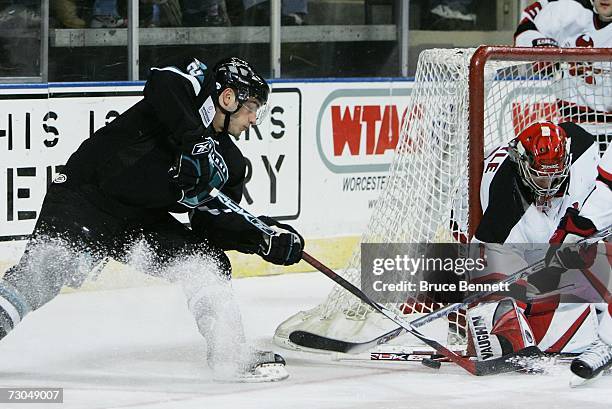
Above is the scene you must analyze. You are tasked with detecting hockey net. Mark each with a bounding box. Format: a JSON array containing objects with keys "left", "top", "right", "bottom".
[{"left": 274, "top": 46, "right": 612, "bottom": 354}]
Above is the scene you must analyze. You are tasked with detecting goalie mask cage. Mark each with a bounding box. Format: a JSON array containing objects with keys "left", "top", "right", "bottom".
[{"left": 274, "top": 46, "right": 612, "bottom": 353}]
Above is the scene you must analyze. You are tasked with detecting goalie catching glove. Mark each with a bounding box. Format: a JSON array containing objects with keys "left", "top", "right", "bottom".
[
  {"left": 170, "top": 137, "right": 229, "bottom": 208},
  {"left": 546, "top": 207, "right": 598, "bottom": 270},
  {"left": 257, "top": 216, "right": 304, "bottom": 266}
]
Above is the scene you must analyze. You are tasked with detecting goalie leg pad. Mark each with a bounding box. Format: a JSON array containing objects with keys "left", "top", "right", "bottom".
[
  {"left": 467, "top": 298, "right": 536, "bottom": 361},
  {"left": 527, "top": 301, "right": 598, "bottom": 354}
]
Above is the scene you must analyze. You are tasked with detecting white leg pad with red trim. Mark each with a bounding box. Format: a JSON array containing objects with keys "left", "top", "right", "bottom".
[
  {"left": 528, "top": 302, "right": 599, "bottom": 354},
  {"left": 467, "top": 298, "right": 536, "bottom": 361}
]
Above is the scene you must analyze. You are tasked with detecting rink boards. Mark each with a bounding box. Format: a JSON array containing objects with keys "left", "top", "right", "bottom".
[
  {"left": 0, "top": 79, "right": 414, "bottom": 279},
  {"left": 0, "top": 77, "right": 555, "bottom": 281}
]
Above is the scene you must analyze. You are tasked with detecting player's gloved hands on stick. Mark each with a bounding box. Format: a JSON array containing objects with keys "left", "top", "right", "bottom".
[
  {"left": 546, "top": 207, "right": 598, "bottom": 270},
  {"left": 546, "top": 244, "right": 597, "bottom": 270},
  {"left": 170, "top": 137, "right": 228, "bottom": 208},
  {"left": 258, "top": 216, "right": 304, "bottom": 266},
  {"left": 173, "top": 153, "right": 209, "bottom": 194}
]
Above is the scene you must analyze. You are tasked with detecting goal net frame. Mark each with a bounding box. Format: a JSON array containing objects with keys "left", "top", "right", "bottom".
[
  {"left": 467, "top": 46, "right": 612, "bottom": 237},
  {"left": 275, "top": 46, "right": 612, "bottom": 354}
]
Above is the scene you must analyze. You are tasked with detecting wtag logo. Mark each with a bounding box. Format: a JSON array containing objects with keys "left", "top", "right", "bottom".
[{"left": 316, "top": 88, "right": 412, "bottom": 173}]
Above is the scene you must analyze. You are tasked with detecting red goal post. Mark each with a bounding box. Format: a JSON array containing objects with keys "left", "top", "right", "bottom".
[{"left": 468, "top": 46, "right": 612, "bottom": 238}]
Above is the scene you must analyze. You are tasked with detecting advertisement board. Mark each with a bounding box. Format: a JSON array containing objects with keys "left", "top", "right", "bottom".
[{"left": 0, "top": 80, "right": 414, "bottom": 274}]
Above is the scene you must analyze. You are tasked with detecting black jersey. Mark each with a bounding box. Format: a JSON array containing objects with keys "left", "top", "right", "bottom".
[
  {"left": 59, "top": 57, "right": 265, "bottom": 254},
  {"left": 60, "top": 58, "right": 244, "bottom": 220}
]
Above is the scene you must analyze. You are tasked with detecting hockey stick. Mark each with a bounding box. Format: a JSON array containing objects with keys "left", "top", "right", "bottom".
[
  {"left": 290, "top": 225, "right": 612, "bottom": 355},
  {"left": 301, "top": 249, "right": 542, "bottom": 375},
  {"left": 289, "top": 259, "right": 546, "bottom": 354},
  {"left": 207, "top": 188, "right": 542, "bottom": 376},
  {"left": 332, "top": 350, "right": 461, "bottom": 363}
]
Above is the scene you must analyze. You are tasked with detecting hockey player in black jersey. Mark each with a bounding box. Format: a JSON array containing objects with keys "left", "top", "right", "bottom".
[{"left": 0, "top": 57, "right": 302, "bottom": 382}]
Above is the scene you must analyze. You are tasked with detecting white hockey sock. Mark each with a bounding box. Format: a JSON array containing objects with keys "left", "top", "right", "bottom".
[
  {"left": 597, "top": 303, "right": 612, "bottom": 345},
  {"left": 0, "top": 280, "right": 31, "bottom": 337}
]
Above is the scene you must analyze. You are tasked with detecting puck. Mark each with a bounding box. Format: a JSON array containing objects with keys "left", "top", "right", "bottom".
[{"left": 422, "top": 357, "right": 442, "bottom": 369}]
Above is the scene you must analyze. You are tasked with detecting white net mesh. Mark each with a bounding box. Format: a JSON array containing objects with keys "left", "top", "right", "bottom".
[{"left": 274, "top": 47, "right": 612, "bottom": 352}]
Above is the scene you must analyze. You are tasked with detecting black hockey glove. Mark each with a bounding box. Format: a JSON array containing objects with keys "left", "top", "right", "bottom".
[
  {"left": 258, "top": 216, "right": 304, "bottom": 266},
  {"left": 545, "top": 243, "right": 597, "bottom": 270},
  {"left": 170, "top": 137, "right": 229, "bottom": 208},
  {"left": 545, "top": 208, "right": 598, "bottom": 270},
  {"left": 549, "top": 207, "right": 597, "bottom": 245}
]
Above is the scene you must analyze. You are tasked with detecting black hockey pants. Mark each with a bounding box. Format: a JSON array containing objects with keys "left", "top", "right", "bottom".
[{"left": 3, "top": 183, "right": 231, "bottom": 311}]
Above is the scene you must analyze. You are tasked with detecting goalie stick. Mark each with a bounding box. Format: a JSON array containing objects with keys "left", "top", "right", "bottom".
[
  {"left": 289, "top": 225, "right": 612, "bottom": 355},
  {"left": 207, "top": 188, "right": 542, "bottom": 376}
]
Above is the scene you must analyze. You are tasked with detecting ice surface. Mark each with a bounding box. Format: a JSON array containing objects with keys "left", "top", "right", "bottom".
[{"left": 0, "top": 272, "right": 610, "bottom": 409}]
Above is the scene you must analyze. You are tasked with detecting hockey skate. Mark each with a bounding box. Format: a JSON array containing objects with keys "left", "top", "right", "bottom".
[
  {"left": 212, "top": 350, "right": 289, "bottom": 383},
  {"left": 569, "top": 337, "right": 612, "bottom": 387}
]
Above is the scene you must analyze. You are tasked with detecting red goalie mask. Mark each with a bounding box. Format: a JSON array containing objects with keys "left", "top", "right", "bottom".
[{"left": 509, "top": 122, "right": 571, "bottom": 208}]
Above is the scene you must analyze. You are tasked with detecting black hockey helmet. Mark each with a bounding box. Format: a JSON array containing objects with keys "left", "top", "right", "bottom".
[
  {"left": 213, "top": 57, "right": 270, "bottom": 130},
  {"left": 214, "top": 57, "right": 269, "bottom": 105}
]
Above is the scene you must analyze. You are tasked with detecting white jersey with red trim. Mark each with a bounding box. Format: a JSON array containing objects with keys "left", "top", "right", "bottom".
[
  {"left": 580, "top": 145, "right": 612, "bottom": 229},
  {"left": 476, "top": 122, "right": 599, "bottom": 251},
  {"left": 571, "top": 145, "right": 612, "bottom": 347},
  {"left": 472, "top": 122, "right": 607, "bottom": 354},
  {"left": 515, "top": 1, "right": 612, "bottom": 135}
]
